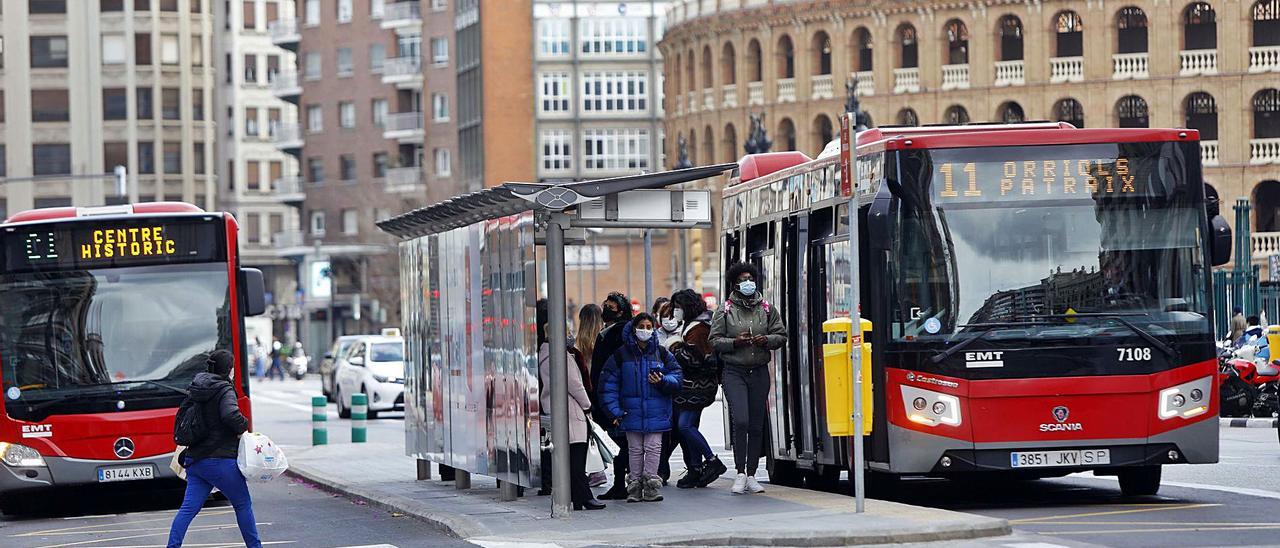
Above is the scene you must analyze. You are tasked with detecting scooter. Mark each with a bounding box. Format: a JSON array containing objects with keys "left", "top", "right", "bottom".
[{"left": 291, "top": 354, "right": 309, "bottom": 381}]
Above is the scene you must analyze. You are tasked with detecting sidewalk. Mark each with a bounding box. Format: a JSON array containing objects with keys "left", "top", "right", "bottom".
[{"left": 284, "top": 442, "right": 1011, "bottom": 547}]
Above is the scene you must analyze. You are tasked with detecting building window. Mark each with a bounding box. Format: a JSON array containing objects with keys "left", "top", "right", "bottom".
[
  {"left": 307, "top": 157, "right": 325, "bottom": 183},
  {"left": 397, "top": 33, "right": 421, "bottom": 59},
  {"left": 29, "top": 0, "right": 66, "bottom": 14},
  {"left": 266, "top": 55, "right": 280, "bottom": 82},
  {"left": 582, "top": 128, "right": 650, "bottom": 171},
  {"left": 998, "top": 101, "right": 1025, "bottom": 123},
  {"left": 162, "top": 88, "right": 180, "bottom": 120},
  {"left": 434, "top": 148, "right": 451, "bottom": 176},
  {"left": 1117, "top": 95, "right": 1150, "bottom": 128},
  {"left": 431, "top": 38, "right": 448, "bottom": 65},
  {"left": 267, "top": 108, "right": 281, "bottom": 136},
  {"left": 103, "top": 35, "right": 128, "bottom": 64},
  {"left": 30, "top": 36, "right": 69, "bottom": 68},
  {"left": 339, "top": 101, "right": 355, "bottom": 128},
  {"left": 943, "top": 105, "right": 969, "bottom": 125},
  {"left": 304, "top": 0, "right": 319, "bottom": 25},
  {"left": 431, "top": 0, "right": 446, "bottom": 10},
  {"left": 540, "top": 130, "right": 572, "bottom": 172},
  {"left": 1256, "top": 0, "right": 1280, "bottom": 47},
  {"left": 1184, "top": 3, "right": 1217, "bottom": 51},
  {"left": 372, "top": 152, "right": 389, "bottom": 178},
  {"left": 33, "top": 144, "right": 72, "bottom": 175},
  {"left": 136, "top": 0, "right": 151, "bottom": 10},
  {"left": 341, "top": 208, "right": 358, "bottom": 235},
  {"left": 160, "top": 0, "right": 178, "bottom": 10},
  {"left": 998, "top": 16, "right": 1024, "bottom": 61},
  {"left": 245, "top": 107, "right": 259, "bottom": 135},
  {"left": 1184, "top": 93, "right": 1215, "bottom": 139},
  {"left": 852, "top": 28, "right": 873, "bottom": 71},
  {"left": 539, "top": 72, "right": 571, "bottom": 113},
  {"left": 104, "top": 142, "right": 128, "bottom": 173},
  {"left": 307, "top": 104, "right": 323, "bottom": 132},
  {"left": 310, "top": 211, "right": 326, "bottom": 236},
  {"left": 265, "top": 1, "right": 277, "bottom": 23},
  {"left": 432, "top": 93, "right": 449, "bottom": 121},
  {"left": 135, "top": 33, "right": 153, "bottom": 65},
  {"left": 369, "top": 44, "right": 386, "bottom": 73},
  {"left": 161, "top": 34, "right": 180, "bottom": 64},
  {"left": 268, "top": 160, "right": 282, "bottom": 186},
  {"left": 194, "top": 142, "right": 205, "bottom": 174},
  {"left": 579, "top": 18, "right": 647, "bottom": 55},
  {"left": 896, "top": 108, "right": 919, "bottom": 126},
  {"left": 192, "top": 36, "right": 204, "bottom": 66},
  {"left": 1054, "top": 98, "right": 1086, "bottom": 128},
  {"left": 370, "top": 0, "right": 384, "bottom": 18},
  {"left": 104, "top": 88, "right": 128, "bottom": 120},
  {"left": 339, "top": 155, "right": 356, "bottom": 181},
  {"left": 304, "top": 51, "right": 322, "bottom": 79},
  {"left": 246, "top": 160, "right": 261, "bottom": 189},
  {"left": 337, "top": 47, "right": 353, "bottom": 76},
  {"left": 242, "top": 0, "right": 256, "bottom": 29},
  {"left": 138, "top": 142, "right": 155, "bottom": 174},
  {"left": 538, "top": 19, "right": 570, "bottom": 56},
  {"left": 336, "top": 0, "right": 352, "bottom": 23},
  {"left": 944, "top": 20, "right": 968, "bottom": 65},
  {"left": 1116, "top": 7, "right": 1149, "bottom": 54},
  {"left": 137, "top": 87, "right": 153, "bottom": 118},
  {"left": 192, "top": 88, "right": 205, "bottom": 120},
  {"left": 102, "top": 0, "right": 124, "bottom": 10},
  {"left": 163, "top": 142, "right": 181, "bottom": 173},
  {"left": 31, "top": 89, "right": 70, "bottom": 122},
  {"left": 245, "top": 214, "right": 260, "bottom": 244},
  {"left": 243, "top": 53, "right": 258, "bottom": 83},
  {"left": 581, "top": 71, "right": 648, "bottom": 113},
  {"left": 1255, "top": 88, "right": 1280, "bottom": 139},
  {"left": 896, "top": 24, "right": 918, "bottom": 68},
  {"left": 1055, "top": 11, "right": 1085, "bottom": 57},
  {"left": 372, "top": 98, "right": 388, "bottom": 127}
]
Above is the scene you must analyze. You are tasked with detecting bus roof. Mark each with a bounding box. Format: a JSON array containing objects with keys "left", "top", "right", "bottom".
[{"left": 3, "top": 202, "right": 204, "bottom": 225}]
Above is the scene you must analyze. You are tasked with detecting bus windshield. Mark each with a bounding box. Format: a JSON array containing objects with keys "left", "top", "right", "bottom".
[
  {"left": 892, "top": 141, "right": 1210, "bottom": 341},
  {"left": 0, "top": 262, "right": 230, "bottom": 417}
]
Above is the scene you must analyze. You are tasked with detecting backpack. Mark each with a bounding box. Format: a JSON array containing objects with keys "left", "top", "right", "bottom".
[{"left": 173, "top": 390, "right": 217, "bottom": 447}]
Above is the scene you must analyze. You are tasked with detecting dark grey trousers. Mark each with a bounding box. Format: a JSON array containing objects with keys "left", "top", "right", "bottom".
[{"left": 721, "top": 365, "right": 770, "bottom": 474}]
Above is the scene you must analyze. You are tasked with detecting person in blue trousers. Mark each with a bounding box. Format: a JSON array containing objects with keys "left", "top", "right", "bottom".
[{"left": 168, "top": 350, "right": 261, "bottom": 548}]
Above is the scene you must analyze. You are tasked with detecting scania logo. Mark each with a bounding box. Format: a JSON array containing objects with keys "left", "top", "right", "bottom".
[
  {"left": 1052, "top": 406, "right": 1070, "bottom": 423},
  {"left": 113, "top": 437, "right": 135, "bottom": 459},
  {"left": 1040, "top": 406, "right": 1084, "bottom": 432}
]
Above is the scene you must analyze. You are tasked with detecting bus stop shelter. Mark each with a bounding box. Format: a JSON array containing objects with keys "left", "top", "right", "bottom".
[{"left": 376, "top": 164, "right": 734, "bottom": 517}]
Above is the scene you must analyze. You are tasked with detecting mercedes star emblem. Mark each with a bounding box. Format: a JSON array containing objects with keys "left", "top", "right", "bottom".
[{"left": 113, "top": 437, "right": 136, "bottom": 459}]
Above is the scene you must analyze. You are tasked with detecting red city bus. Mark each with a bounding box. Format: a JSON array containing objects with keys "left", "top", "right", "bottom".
[
  {"left": 0, "top": 202, "right": 264, "bottom": 509},
  {"left": 720, "top": 122, "right": 1231, "bottom": 496}
]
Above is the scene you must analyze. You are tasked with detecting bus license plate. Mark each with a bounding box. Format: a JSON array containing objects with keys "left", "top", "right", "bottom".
[
  {"left": 1010, "top": 449, "right": 1110, "bottom": 468},
  {"left": 98, "top": 465, "right": 155, "bottom": 483}
]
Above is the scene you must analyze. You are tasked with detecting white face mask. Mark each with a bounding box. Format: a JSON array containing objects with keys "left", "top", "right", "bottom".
[
  {"left": 634, "top": 328, "right": 655, "bottom": 342},
  {"left": 661, "top": 318, "right": 680, "bottom": 332},
  {"left": 672, "top": 308, "right": 685, "bottom": 322}
]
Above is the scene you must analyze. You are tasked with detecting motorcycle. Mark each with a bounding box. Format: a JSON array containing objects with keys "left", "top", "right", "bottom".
[
  {"left": 291, "top": 354, "right": 309, "bottom": 381},
  {"left": 1218, "top": 339, "right": 1280, "bottom": 418}
]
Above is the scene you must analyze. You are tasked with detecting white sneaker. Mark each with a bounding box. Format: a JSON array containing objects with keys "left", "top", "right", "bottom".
[
  {"left": 745, "top": 475, "right": 765, "bottom": 493},
  {"left": 731, "top": 473, "right": 747, "bottom": 494}
]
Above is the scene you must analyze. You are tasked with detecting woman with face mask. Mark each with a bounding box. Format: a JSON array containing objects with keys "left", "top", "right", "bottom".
[
  {"left": 657, "top": 302, "right": 683, "bottom": 349},
  {"left": 599, "top": 313, "right": 683, "bottom": 503},
  {"left": 710, "top": 262, "right": 787, "bottom": 495}
]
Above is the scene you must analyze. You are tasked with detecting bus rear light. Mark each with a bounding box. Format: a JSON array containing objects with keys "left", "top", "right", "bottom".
[
  {"left": 0, "top": 442, "right": 45, "bottom": 467},
  {"left": 1158, "top": 376, "right": 1213, "bottom": 420},
  {"left": 901, "top": 386, "right": 961, "bottom": 427}
]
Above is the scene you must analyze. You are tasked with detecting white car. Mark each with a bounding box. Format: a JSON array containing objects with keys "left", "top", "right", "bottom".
[{"left": 334, "top": 335, "right": 406, "bottom": 419}]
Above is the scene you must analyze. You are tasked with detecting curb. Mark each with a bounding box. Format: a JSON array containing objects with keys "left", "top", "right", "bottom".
[
  {"left": 283, "top": 463, "right": 490, "bottom": 539},
  {"left": 1219, "top": 417, "right": 1279, "bottom": 428},
  {"left": 647, "top": 522, "right": 1014, "bottom": 547}
]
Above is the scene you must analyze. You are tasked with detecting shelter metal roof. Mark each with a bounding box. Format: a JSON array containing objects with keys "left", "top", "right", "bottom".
[{"left": 377, "top": 164, "right": 736, "bottom": 239}]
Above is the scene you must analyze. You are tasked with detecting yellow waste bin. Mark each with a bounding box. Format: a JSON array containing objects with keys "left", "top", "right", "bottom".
[
  {"left": 822, "top": 317, "right": 873, "bottom": 437},
  {"left": 1267, "top": 325, "right": 1280, "bottom": 357}
]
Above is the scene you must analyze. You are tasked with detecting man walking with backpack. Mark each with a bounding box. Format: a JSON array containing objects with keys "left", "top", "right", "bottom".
[{"left": 168, "top": 350, "right": 261, "bottom": 548}]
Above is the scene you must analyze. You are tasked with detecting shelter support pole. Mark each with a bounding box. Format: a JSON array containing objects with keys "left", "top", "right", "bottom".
[
  {"left": 416, "top": 459, "right": 431, "bottom": 480},
  {"left": 545, "top": 214, "right": 573, "bottom": 518},
  {"left": 455, "top": 470, "right": 471, "bottom": 490},
  {"left": 644, "top": 229, "right": 654, "bottom": 309},
  {"left": 499, "top": 480, "right": 518, "bottom": 501},
  {"left": 845, "top": 113, "right": 866, "bottom": 514}
]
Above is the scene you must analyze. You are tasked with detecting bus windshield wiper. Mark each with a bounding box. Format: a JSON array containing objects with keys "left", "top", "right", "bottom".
[
  {"left": 1043, "top": 313, "right": 1177, "bottom": 358},
  {"left": 929, "top": 321, "right": 1052, "bottom": 364},
  {"left": 106, "top": 379, "right": 189, "bottom": 397}
]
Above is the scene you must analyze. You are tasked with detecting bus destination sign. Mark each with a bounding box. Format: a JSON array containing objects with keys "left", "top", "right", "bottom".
[
  {"left": 2, "top": 219, "right": 224, "bottom": 273},
  {"left": 934, "top": 157, "right": 1153, "bottom": 203}
]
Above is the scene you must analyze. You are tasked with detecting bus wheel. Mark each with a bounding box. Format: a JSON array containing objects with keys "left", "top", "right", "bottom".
[
  {"left": 766, "top": 454, "right": 804, "bottom": 487},
  {"left": 1118, "top": 465, "right": 1162, "bottom": 497}
]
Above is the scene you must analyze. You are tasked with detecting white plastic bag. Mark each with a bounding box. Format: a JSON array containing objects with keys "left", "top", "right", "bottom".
[
  {"left": 170, "top": 445, "right": 187, "bottom": 480},
  {"left": 237, "top": 432, "right": 288, "bottom": 483}
]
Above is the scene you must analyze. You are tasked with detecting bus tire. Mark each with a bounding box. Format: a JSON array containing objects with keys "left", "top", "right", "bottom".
[
  {"left": 1118, "top": 465, "right": 1161, "bottom": 497},
  {"left": 766, "top": 454, "right": 804, "bottom": 487}
]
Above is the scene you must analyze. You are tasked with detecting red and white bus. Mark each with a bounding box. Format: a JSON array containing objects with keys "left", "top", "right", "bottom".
[
  {"left": 0, "top": 202, "right": 264, "bottom": 509},
  {"left": 721, "top": 122, "right": 1231, "bottom": 496}
]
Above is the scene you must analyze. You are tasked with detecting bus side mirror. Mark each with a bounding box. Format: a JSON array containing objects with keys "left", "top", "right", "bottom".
[
  {"left": 1210, "top": 215, "right": 1231, "bottom": 267},
  {"left": 240, "top": 268, "right": 267, "bottom": 316}
]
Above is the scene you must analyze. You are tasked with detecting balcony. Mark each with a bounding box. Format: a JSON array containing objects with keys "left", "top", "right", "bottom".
[
  {"left": 1112, "top": 52, "right": 1149, "bottom": 80},
  {"left": 270, "top": 70, "right": 301, "bottom": 103},
  {"left": 851, "top": 71, "right": 874, "bottom": 96},
  {"left": 1254, "top": 232, "right": 1280, "bottom": 257},
  {"left": 1249, "top": 45, "right": 1280, "bottom": 73},
  {"left": 810, "top": 74, "right": 833, "bottom": 100},
  {"left": 1201, "top": 140, "right": 1219, "bottom": 167},
  {"left": 940, "top": 64, "right": 970, "bottom": 91},
  {"left": 1251, "top": 138, "right": 1280, "bottom": 165},
  {"left": 272, "top": 230, "right": 307, "bottom": 256},
  {"left": 1180, "top": 49, "right": 1218, "bottom": 76},
  {"left": 380, "top": 1, "right": 422, "bottom": 30},
  {"left": 385, "top": 166, "right": 426, "bottom": 194},
  {"left": 384, "top": 112, "right": 424, "bottom": 143},
  {"left": 273, "top": 123, "right": 304, "bottom": 156},
  {"left": 892, "top": 68, "right": 920, "bottom": 94},
  {"left": 268, "top": 18, "right": 299, "bottom": 51},
  {"left": 747, "top": 81, "right": 764, "bottom": 106},
  {"left": 776, "top": 78, "right": 796, "bottom": 103},
  {"left": 686, "top": 91, "right": 698, "bottom": 113},
  {"left": 993, "top": 60, "right": 1025, "bottom": 87},
  {"left": 703, "top": 88, "right": 716, "bottom": 111},
  {"left": 721, "top": 84, "right": 738, "bottom": 108},
  {"left": 272, "top": 176, "right": 305, "bottom": 204},
  {"left": 1050, "top": 56, "right": 1084, "bottom": 84},
  {"left": 382, "top": 57, "right": 423, "bottom": 89}
]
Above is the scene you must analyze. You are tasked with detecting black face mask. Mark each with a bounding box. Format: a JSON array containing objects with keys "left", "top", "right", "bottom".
[{"left": 602, "top": 308, "right": 621, "bottom": 323}]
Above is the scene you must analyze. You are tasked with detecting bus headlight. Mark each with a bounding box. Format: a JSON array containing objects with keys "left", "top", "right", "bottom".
[
  {"left": 901, "top": 386, "right": 961, "bottom": 427},
  {"left": 0, "top": 443, "right": 46, "bottom": 467},
  {"left": 1159, "top": 376, "right": 1213, "bottom": 420}
]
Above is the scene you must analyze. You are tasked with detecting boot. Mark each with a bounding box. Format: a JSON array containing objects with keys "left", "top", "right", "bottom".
[
  {"left": 626, "top": 478, "right": 643, "bottom": 503},
  {"left": 642, "top": 477, "right": 664, "bottom": 502},
  {"left": 676, "top": 465, "right": 703, "bottom": 489},
  {"left": 698, "top": 457, "right": 728, "bottom": 488}
]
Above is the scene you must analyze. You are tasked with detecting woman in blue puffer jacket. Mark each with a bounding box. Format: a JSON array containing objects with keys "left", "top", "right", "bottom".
[{"left": 600, "top": 313, "right": 683, "bottom": 503}]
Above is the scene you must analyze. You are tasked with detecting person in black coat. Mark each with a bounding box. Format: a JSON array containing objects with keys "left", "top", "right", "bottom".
[
  {"left": 590, "top": 292, "right": 634, "bottom": 500},
  {"left": 167, "top": 350, "right": 261, "bottom": 548}
]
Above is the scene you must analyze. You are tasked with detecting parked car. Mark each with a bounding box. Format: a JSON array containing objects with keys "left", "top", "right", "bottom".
[
  {"left": 321, "top": 335, "right": 364, "bottom": 402},
  {"left": 334, "top": 334, "right": 406, "bottom": 419}
]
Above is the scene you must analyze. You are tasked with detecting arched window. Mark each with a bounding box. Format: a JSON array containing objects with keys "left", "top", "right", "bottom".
[
  {"left": 897, "top": 23, "right": 919, "bottom": 68},
  {"left": 1054, "top": 98, "right": 1085, "bottom": 127},
  {"left": 686, "top": 49, "right": 696, "bottom": 91},
  {"left": 851, "top": 27, "right": 873, "bottom": 72},
  {"left": 703, "top": 126, "right": 715, "bottom": 168},
  {"left": 1256, "top": 180, "right": 1280, "bottom": 232},
  {"left": 998, "top": 15, "right": 1024, "bottom": 61},
  {"left": 999, "top": 101, "right": 1025, "bottom": 123},
  {"left": 944, "top": 105, "right": 970, "bottom": 125},
  {"left": 1255, "top": 0, "right": 1280, "bottom": 47},
  {"left": 1116, "top": 7, "right": 1149, "bottom": 54},
  {"left": 1054, "top": 11, "right": 1085, "bottom": 57},
  {"left": 896, "top": 108, "right": 919, "bottom": 126},
  {"left": 701, "top": 46, "right": 713, "bottom": 89},
  {"left": 1184, "top": 92, "right": 1218, "bottom": 140},
  {"left": 812, "top": 31, "right": 832, "bottom": 75},
  {"left": 746, "top": 39, "right": 763, "bottom": 82},
  {"left": 778, "top": 118, "right": 797, "bottom": 151},
  {"left": 723, "top": 123, "right": 738, "bottom": 163},
  {"left": 777, "top": 35, "right": 795, "bottom": 79},
  {"left": 721, "top": 42, "right": 737, "bottom": 85},
  {"left": 672, "top": 54, "right": 683, "bottom": 98},
  {"left": 944, "top": 19, "right": 969, "bottom": 64},
  {"left": 1255, "top": 88, "right": 1280, "bottom": 139},
  {"left": 813, "top": 114, "right": 834, "bottom": 153},
  {"left": 1184, "top": 2, "right": 1217, "bottom": 51},
  {"left": 1117, "top": 95, "right": 1150, "bottom": 128}
]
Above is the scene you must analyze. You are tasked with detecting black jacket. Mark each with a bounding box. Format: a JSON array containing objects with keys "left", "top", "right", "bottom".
[
  {"left": 183, "top": 372, "right": 249, "bottom": 461},
  {"left": 589, "top": 322, "right": 626, "bottom": 426}
]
